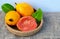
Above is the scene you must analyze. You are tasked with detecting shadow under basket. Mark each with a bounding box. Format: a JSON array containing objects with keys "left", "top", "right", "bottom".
[{"left": 5, "top": 20, "right": 43, "bottom": 36}]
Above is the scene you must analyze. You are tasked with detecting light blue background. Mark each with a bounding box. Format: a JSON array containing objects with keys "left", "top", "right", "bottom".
[{"left": 0, "top": 0, "right": 60, "bottom": 12}]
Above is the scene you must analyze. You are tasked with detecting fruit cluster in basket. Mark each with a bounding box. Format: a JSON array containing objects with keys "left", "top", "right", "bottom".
[{"left": 1, "top": 2, "right": 43, "bottom": 32}]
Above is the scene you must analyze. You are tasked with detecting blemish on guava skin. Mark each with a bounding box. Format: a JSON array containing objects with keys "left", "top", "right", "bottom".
[{"left": 9, "top": 19, "right": 13, "bottom": 22}]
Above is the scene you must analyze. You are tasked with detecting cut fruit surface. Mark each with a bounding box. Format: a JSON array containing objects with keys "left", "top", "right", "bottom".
[{"left": 17, "top": 16, "right": 37, "bottom": 32}]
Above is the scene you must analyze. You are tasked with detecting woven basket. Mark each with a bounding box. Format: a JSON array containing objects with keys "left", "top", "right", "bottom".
[{"left": 5, "top": 20, "right": 43, "bottom": 36}]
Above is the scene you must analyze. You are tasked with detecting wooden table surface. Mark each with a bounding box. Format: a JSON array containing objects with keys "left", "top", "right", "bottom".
[{"left": 0, "top": 11, "right": 60, "bottom": 39}]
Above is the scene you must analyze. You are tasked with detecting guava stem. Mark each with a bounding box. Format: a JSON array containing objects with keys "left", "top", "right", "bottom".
[{"left": 15, "top": 3, "right": 17, "bottom": 5}]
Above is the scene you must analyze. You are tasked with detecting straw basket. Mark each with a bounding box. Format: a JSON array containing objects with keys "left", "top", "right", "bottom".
[{"left": 5, "top": 20, "right": 43, "bottom": 36}]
